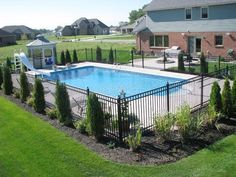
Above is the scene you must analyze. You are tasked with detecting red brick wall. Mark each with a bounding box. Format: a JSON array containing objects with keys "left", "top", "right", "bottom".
[{"left": 137, "top": 32, "right": 236, "bottom": 58}]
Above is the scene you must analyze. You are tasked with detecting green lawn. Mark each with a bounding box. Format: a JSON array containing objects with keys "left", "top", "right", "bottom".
[{"left": 1, "top": 96, "right": 236, "bottom": 177}]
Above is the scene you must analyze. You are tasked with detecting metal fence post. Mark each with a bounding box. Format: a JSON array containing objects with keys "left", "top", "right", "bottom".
[
  {"left": 166, "top": 82, "right": 170, "bottom": 112},
  {"left": 226, "top": 65, "right": 229, "bottom": 77},
  {"left": 91, "top": 48, "right": 93, "bottom": 61},
  {"left": 201, "top": 74, "right": 204, "bottom": 106},
  {"left": 114, "top": 49, "right": 117, "bottom": 61},
  {"left": 163, "top": 51, "right": 166, "bottom": 70},
  {"left": 117, "top": 96, "right": 123, "bottom": 143},
  {"left": 85, "top": 48, "right": 88, "bottom": 61},
  {"left": 87, "top": 87, "right": 90, "bottom": 96},
  {"left": 218, "top": 55, "right": 221, "bottom": 70},
  {"left": 131, "top": 50, "right": 134, "bottom": 67},
  {"left": 142, "top": 51, "right": 144, "bottom": 68}
]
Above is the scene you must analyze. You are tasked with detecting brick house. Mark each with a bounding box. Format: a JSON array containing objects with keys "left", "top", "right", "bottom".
[{"left": 134, "top": 0, "right": 236, "bottom": 58}]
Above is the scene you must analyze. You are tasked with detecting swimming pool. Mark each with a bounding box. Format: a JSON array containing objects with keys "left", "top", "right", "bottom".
[{"left": 44, "top": 66, "right": 183, "bottom": 97}]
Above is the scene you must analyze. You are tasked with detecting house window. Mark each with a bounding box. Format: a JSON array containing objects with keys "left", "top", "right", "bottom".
[
  {"left": 185, "top": 8, "right": 192, "bottom": 20},
  {"left": 149, "top": 35, "right": 169, "bottom": 47},
  {"left": 201, "top": 7, "right": 208, "bottom": 19},
  {"left": 215, "top": 35, "right": 223, "bottom": 46}
]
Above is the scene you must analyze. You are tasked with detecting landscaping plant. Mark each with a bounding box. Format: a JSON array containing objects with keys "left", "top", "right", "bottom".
[
  {"left": 2, "top": 66, "right": 13, "bottom": 95},
  {"left": 86, "top": 93, "right": 104, "bottom": 141},
  {"left": 209, "top": 81, "right": 222, "bottom": 112},
  {"left": 96, "top": 46, "right": 102, "bottom": 62},
  {"left": 75, "top": 119, "right": 87, "bottom": 134},
  {"left": 65, "top": 49, "right": 71, "bottom": 63},
  {"left": 108, "top": 48, "right": 114, "bottom": 64},
  {"left": 55, "top": 81, "right": 73, "bottom": 126},
  {"left": 222, "top": 78, "right": 232, "bottom": 117},
  {"left": 73, "top": 49, "right": 78, "bottom": 63},
  {"left": 33, "top": 78, "right": 45, "bottom": 113},
  {"left": 126, "top": 127, "right": 142, "bottom": 152},
  {"left": 45, "top": 107, "right": 57, "bottom": 120},
  {"left": 178, "top": 53, "right": 185, "bottom": 72},
  {"left": 20, "top": 72, "right": 30, "bottom": 102},
  {"left": 5, "top": 57, "right": 12, "bottom": 70},
  {"left": 60, "top": 50, "right": 66, "bottom": 65}
]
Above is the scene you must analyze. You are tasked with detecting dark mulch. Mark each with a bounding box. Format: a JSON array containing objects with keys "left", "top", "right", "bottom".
[{"left": 2, "top": 92, "right": 236, "bottom": 165}]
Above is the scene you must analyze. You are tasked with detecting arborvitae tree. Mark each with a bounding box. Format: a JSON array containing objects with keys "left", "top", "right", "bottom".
[
  {"left": 200, "top": 52, "right": 208, "bottom": 74},
  {"left": 6, "top": 57, "right": 12, "bottom": 69},
  {"left": 108, "top": 48, "right": 114, "bottom": 64},
  {"left": 86, "top": 93, "right": 104, "bottom": 141},
  {"left": 209, "top": 81, "right": 222, "bottom": 112},
  {"left": 0, "top": 67, "right": 3, "bottom": 89},
  {"left": 96, "top": 46, "right": 102, "bottom": 62},
  {"left": 73, "top": 49, "right": 78, "bottom": 63},
  {"left": 2, "top": 66, "right": 13, "bottom": 95},
  {"left": 60, "top": 51, "right": 66, "bottom": 65},
  {"left": 232, "top": 78, "right": 236, "bottom": 110},
  {"left": 222, "top": 78, "right": 232, "bottom": 117},
  {"left": 55, "top": 81, "right": 73, "bottom": 126},
  {"left": 20, "top": 72, "right": 30, "bottom": 102},
  {"left": 65, "top": 49, "right": 71, "bottom": 63},
  {"left": 33, "top": 78, "right": 45, "bottom": 113},
  {"left": 178, "top": 53, "right": 185, "bottom": 72}
]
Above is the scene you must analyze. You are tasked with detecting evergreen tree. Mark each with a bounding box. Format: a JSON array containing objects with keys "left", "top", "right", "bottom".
[
  {"left": 33, "top": 79, "right": 45, "bottom": 113},
  {"left": 222, "top": 79, "right": 232, "bottom": 117},
  {"left": 232, "top": 78, "right": 236, "bottom": 110},
  {"left": 200, "top": 52, "right": 208, "bottom": 74},
  {"left": 2, "top": 66, "right": 13, "bottom": 95},
  {"left": 209, "top": 81, "right": 222, "bottom": 112},
  {"left": 60, "top": 51, "right": 66, "bottom": 65},
  {"left": 0, "top": 67, "right": 3, "bottom": 89},
  {"left": 6, "top": 57, "right": 12, "bottom": 69},
  {"left": 65, "top": 49, "right": 71, "bottom": 63},
  {"left": 96, "top": 46, "right": 102, "bottom": 62},
  {"left": 55, "top": 81, "right": 73, "bottom": 126},
  {"left": 178, "top": 53, "right": 185, "bottom": 71},
  {"left": 86, "top": 93, "right": 104, "bottom": 141},
  {"left": 20, "top": 72, "right": 30, "bottom": 102},
  {"left": 108, "top": 48, "right": 114, "bottom": 64},
  {"left": 73, "top": 49, "right": 78, "bottom": 63}
]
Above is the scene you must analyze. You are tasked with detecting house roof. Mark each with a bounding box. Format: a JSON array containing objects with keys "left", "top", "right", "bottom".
[
  {"left": 71, "top": 17, "right": 109, "bottom": 29},
  {"left": 134, "top": 19, "right": 236, "bottom": 33},
  {"left": 122, "top": 16, "right": 146, "bottom": 31},
  {"left": 144, "top": 0, "right": 236, "bottom": 11},
  {"left": 1, "top": 25, "right": 35, "bottom": 34},
  {"left": 88, "top": 19, "right": 109, "bottom": 29},
  {"left": 0, "top": 29, "right": 15, "bottom": 36},
  {"left": 72, "top": 17, "right": 90, "bottom": 26},
  {"left": 27, "top": 36, "right": 55, "bottom": 47}
]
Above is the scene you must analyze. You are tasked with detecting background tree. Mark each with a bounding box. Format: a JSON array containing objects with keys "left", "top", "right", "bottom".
[
  {"left": 96, "top": 46, "right": 102, "bottom": 62},
  {"left": 222, "top": 79, "right": 232, "bottom": 117},
  {"left": 209, "top": 81, "right": 222, "bottom": 112},
  {"left": 128, "top": 5, "right": 147, "bottom": 24},
  {"left": 20, "top": 72, "right": 30, "bottom": 102},
  {"left": 178, "top": 53, "right": 185, "bottom": 72},
  {"left": 200, "top": 52, "right": 208, "bottom": 74},
  {"left": 60, "top": 51, "right": 66, "bottom": 65},
  {"left": 108, "top": 48, "right": 114, "bottom": 64},
  {"left": 2, "top": 66, "right": 13, "bottom": 95},
  {"left": 0, "top": 67, "right": 3, "bottom": 89},
  {"left": 55, "top": 81, "right": 73, "bottom": 127},
  {"left": 65, "top": 49, "right": 71, "bottom": 63},
  {"left": 33, "top": 79, "right": 45, "bottom": 113},
  {"left": 73, "top": 49, "right": 78, "bottom": 63},
  {"left": 86, "top": 93, "right": 104, "bottom": 141}
]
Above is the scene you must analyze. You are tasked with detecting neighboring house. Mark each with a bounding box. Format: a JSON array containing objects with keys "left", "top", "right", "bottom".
[
  {"left": 61, "top": 18, "right": 110, "bottom": 36},
  {"left": 121, "top": 16, "right": 146, "bottom": 34},
  {"left": 134, "top": 0, "right": 236, "bottom": 58},
  {"left": 0, "top": 29, "right": 16, "bottom": 46},
  {"left": 109, "top": 26, "right": 120, "bottom": 34},
  {"left": 1, "top": 25, "right": 37, "bottom": 40}
]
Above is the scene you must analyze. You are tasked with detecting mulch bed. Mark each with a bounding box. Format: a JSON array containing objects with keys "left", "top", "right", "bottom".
[{"left": 2, "top": 92, "right": 236, "bottom": 165}]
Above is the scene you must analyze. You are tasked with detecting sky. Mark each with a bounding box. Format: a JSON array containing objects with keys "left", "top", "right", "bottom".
[{"left": 0, "top": 0, "right": 151, "bottom": 30}]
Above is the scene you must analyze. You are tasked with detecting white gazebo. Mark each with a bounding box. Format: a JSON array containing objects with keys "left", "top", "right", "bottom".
[{"left": 27, "top": 35, "right": 56, "bottom": 69}]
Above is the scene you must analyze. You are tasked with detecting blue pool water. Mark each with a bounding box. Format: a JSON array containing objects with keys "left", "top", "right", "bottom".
[{"left": 44, "top": 66, "right": 183, "bottom": 97}]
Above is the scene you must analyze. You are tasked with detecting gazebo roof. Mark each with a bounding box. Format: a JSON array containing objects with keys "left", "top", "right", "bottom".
[{"left": 27, "top": 36, "right": 56, "bottom": 47}]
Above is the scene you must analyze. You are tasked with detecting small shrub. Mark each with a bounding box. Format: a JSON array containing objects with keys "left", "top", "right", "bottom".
[
  {"left": 20, "top": 72, "right": 30, "bottom": 102},
  {"left": 227, "top": 49, "right": 235, "bottom": 58},
  {"left": 209, "top": 81, "right": 222, "bottom": 113},
  {"left": 75, "top": 119, "right": 87, "bottom": 134},
  {"left": 73, "top": 49, "right": 78, "bottom": 63},
  {"left": 33, "top": 79, "right": 45, "bottom": 113},
  {"left": 108, "top": 48, "right": 114, "bottom": 64},
  {"left": 205, "top": 105, "right": 218, "bottom": 126},
  {"left": 126, "top": 127, "right": 142, "bottom": 152},
  {"left": 86, "top": 93, "right": 104, "bottom": 141},
  {"left": 96, "top": 46, "right": 102, "bottom": 62},
  {"left": 178, "top": 53, "right": 185, "bottom": 72},
  {"left": 222, "top": 78, "right": 232, "bottom": 117},
  {"left": 26, "top": 97, "right": 34, "bottom": 107},
  {"left": 13, "top": 90, "right": 21, "bottom": 99},
  {"left": 60, "top": 51, "right": 66, "bottom": 65},
  {"left": 5, "top": 57, "right": 12, "bottom": 69},
  {"left": 65, "top": 49, "right": 71, "bottom": 63},
  {"left": 155, "top": 113, "right": 175, "bottom": 140},
  {"left": 2, "top": 66, "right": 13, "bottom": 95},
  {"left": 45, "top": 107, "right": 57, "bottom": 119}
]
